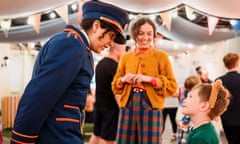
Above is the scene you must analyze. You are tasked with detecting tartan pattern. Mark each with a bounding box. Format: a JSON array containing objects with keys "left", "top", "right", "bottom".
[{"left": 116, "top": 91, "right": 163, "bottom": 144}]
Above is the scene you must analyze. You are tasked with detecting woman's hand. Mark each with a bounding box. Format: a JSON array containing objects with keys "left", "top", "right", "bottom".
[
  {"left": 132, "top": 74, "right": 152, "bottom": 84},
  {"left": 120, "top": 73, "right": 136, "bottom": 84},
  {"left": 121, "top": 73, "right": 152, "bottom": 84}
]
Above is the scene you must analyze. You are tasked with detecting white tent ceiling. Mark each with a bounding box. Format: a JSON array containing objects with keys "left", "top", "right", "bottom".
[
  {"left": 0, "top": 0, "right": 239, "bottom": 46},
  {"left": 0, "top": 0, "right": 76, "bottom": 19},
  {"left": 1, "top": 0, "right": 240, "bottom": 19},
  {"left": 100, "top": 0, "right": 240, "bottom": 18}
]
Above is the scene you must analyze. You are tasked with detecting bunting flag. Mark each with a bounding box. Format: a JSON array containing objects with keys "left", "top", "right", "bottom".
[
  {"left": 230, "top": 20, "right": 240, "bottom": 37},
  {"left": 78, "top": 1, "right": 85, "bottom": 22},
  {"left": 156, "top": 33, "right": 163, "bottom": 39},
  {"left": 28, "top": 13, "right": 41, "bottom": 34},
  {"left": 185, "top": 6, "right": 195, "bottom": 20},
  {"left": 159, "top": 11, "right": 172, "bottom": 31},
  {"left": 55, "top": 4, "right": 69, "bottom": 24},
  {"left": 0, "top": 19, "right": 12, "bottom": 37},
  {"left": 207, "top": 16, "right": 219, "bottom": 36}
]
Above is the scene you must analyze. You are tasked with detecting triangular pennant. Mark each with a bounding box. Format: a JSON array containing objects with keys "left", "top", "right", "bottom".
[
  {"left": 28, "top": 13, "right": 41, "bottom": 34},
  {"left": 55, "top": 5, "right": 69, "bottom": 24},
  {"left": 230, "top": 20, "right": 240, "bottom": 37},
  {"left": 0, "top": 19, "right": 12, "bottom": 37},
  {"left": 185, "top": 6, "right": 195, "bottom": 20},
  {"left": 207, "top": 16, "right": 219, "bottom": 36},
  {"left": 159, "top": 11, "right": 172, "bottom": 31}
]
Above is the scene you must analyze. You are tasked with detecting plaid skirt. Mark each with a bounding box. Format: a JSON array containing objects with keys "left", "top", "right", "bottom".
[{"left": 116, "top": 89, "right": 163, "bottom": 144}]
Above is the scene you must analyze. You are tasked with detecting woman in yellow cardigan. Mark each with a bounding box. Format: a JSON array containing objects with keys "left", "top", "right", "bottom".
[{"left": 112, "top": 17, "right": 178, "bottom": 144}]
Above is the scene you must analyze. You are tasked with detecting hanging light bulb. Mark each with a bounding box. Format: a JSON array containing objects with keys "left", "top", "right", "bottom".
[
  {"left": 49, "top": 12, "right": 57, "bottom": 19},
  {"left": 71, "top": 3, "right": 78, "bottom": 11}
]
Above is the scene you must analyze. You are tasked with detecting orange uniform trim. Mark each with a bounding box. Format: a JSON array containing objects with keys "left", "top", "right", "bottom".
[
  {"left": 56, "top": 118, "right": 80, "bottom": 123},
  {"left": 11, "top": 138, "right": 36, "bottom": 144},
  {"left": 63, "top": 28, "right": 94, "bottom": 73},
  {"left": 64, "top": 104, "right": 79, "bottom": 110},
  {"left": 100, "top": 16, "right": 123, "bottom": 33},
  {"left": 12, "top": 130, "right": 38, "bottom": 139},
  {"left": 64, "top": 28, "right": 81, "bottom": 39}
]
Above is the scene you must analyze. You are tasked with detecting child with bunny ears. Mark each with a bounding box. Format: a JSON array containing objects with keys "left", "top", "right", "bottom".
[{"left": 182, "top": 80, "right": 230, "bottom": 144}]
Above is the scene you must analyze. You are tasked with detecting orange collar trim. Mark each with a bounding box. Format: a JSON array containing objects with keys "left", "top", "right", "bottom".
[{"left": 135, "top": 47, "right": 154, "bottom": 55}]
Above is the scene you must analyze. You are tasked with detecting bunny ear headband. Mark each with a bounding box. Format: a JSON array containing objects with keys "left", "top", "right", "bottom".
[{"left": 209, "top": 80, "right": 222, "bottom": 109}]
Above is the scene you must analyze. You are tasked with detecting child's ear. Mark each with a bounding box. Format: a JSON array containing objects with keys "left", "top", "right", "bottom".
[{"left": 200, "top": 101, "right": 210, "bottom": 111}]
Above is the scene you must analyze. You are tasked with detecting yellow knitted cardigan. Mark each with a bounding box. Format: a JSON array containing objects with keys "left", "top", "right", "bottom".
[{"left": 111, "top": 47, "right": 178, "bottom": 109}]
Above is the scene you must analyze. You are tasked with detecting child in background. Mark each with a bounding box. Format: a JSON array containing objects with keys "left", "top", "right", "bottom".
[
  {"left": 176, "top": 75, "right": 201, "bottom": 144},
  {"left": 182, "top": 80, "right": 230, "bottom": 144}
]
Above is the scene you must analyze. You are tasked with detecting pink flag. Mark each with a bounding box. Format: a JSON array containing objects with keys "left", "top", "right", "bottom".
[
  {"left": 28, "top": 13, "right": 41, "bottom": 34},
  {"left": 207, "top": 15, "right": 219, "bottom": 36},
  {"left": 160, "top": 11, "right": 172, "bottom": 31},
  {"left": 55, "top": 5, "right": 69, "bottom": 24}
]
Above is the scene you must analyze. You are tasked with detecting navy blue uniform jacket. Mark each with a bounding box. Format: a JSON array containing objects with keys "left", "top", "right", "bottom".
[{"left": 11, "top": 25, "right": 94, "bottom": 144}]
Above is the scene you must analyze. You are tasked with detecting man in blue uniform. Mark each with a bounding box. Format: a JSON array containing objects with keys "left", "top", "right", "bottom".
[{"left": 10, "top": 1, "right": 129, "bottom": 144}]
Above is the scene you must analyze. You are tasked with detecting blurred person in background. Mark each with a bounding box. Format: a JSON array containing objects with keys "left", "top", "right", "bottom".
[
  {"left": 176, "top": 75, "right": 201, "bottom": 144},
  {"left": 195, "top": 66, "right": 212, "bottom": 83},
  {"left": 89, "top": 43, "right": 126, "bottom": 144},
  {"left": 216, "top": 52, "right": 240, "bottom": 144}
]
